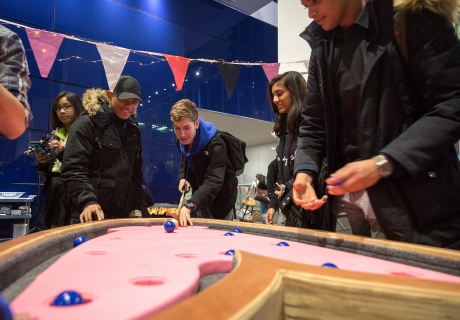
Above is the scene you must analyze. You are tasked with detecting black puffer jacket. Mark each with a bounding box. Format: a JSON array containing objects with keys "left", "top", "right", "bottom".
[
  {"left": 295, "top": 0, "right": 460, "bottom": 248},
  {"left": 61, "top": 89, "right": 143, "bottom": 220}
]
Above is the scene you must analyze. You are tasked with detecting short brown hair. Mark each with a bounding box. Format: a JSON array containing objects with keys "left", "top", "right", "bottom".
[{"left": 170, "top": 99, "right": 199, "bottom": 122}]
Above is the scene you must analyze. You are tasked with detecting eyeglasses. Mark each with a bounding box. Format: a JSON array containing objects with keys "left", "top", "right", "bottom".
[{"left": 55, "top": 104, "right": 73, "bottom": 112}]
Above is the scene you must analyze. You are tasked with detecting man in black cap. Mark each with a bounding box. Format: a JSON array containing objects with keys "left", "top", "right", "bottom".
[{"left": 61, "top": 75, "right": 144, "bottom": 223}]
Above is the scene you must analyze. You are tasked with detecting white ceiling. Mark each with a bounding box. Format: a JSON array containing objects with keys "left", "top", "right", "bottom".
[{"left": 199, "top": 109, "right": 276, "bottom": 147}]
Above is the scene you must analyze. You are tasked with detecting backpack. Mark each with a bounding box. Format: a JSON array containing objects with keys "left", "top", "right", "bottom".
[{"left": 212, "top": 131, "right": 248, "bottom": 176}]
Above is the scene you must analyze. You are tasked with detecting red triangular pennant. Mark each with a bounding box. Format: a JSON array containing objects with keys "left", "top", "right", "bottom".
[
  {"left": 25, "top": 28, "right": 64, "bottom": 78},
  {"left": 163, "top": 54, "right": 190, "bottom": 91}
]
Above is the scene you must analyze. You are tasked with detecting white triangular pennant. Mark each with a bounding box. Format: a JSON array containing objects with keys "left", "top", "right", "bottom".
[
  {"left": 96, "top": 43, "right": 130, "bottom": 90},
  {"left": 279, "top": 61, "right": 309, "bottom": 81}
]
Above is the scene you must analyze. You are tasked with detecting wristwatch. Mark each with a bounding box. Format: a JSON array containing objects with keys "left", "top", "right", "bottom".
[
  {"left": 372, "top": 155, "right": 394, "bottom": 178},
  {"left": 183, "top": 200, "right": 197, "bottom": 214}
]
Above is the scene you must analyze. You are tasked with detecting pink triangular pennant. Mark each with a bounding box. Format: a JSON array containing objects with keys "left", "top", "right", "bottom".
[
  {"left": 261, "top": 63, "right": 280, "bottom": 81},
  {"left": 96, "top": 43, "right": 130, "bottom": 91},
  {"left": 25, "top": 28, "right": 64, "bottom": 78},
  {"left": 163, "top": 54, "right": 190, "bottom": 91}
]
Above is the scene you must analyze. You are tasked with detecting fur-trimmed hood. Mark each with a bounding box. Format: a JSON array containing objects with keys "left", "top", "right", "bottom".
[
  {"left": 394, "top": 0, "right": 460, "bottom": 24},
  {"left": 82, "top": 88, "right": 108, "bottom": 117}
]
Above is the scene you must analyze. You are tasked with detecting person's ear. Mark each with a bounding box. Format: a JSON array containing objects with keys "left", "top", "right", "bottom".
[
  {"left": 195, "top": 119, "right": 200, "bottom": 129},
  {"left": 106, "top": 91, "right": 113, "bottom": 99}
]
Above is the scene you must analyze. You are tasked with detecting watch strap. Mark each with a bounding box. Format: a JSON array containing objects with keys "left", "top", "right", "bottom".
[{"left": 183, "top": 200, "right": 197, "bottom": 214}]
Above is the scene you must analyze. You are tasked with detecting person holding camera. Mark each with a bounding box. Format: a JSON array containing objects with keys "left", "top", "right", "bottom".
[{"left": 34, "top": 91, "right": 83, "bottom": 229}]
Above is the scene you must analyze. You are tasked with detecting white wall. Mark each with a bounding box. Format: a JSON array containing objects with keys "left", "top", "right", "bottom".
[
  {"left": 278, "top": 0, "right": 313, "bottom": 76},
  {"left": 240, "top": 142, "right": 277, "bottom": 185},
  {"left": 241, "top": 1, "right": 314, "bottom": 186}
]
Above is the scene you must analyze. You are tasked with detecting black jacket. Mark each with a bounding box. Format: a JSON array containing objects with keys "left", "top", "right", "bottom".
[
  {"left": 178, "top": 133, "right": 237, "bottom": 219},
  {"left": 61, "top": 89, "right": 143, "bottom": 220},
  {"left": 266, "top": 159, "right": 279, "bottom": 208},
  {"left": 273, "top": 131, "right": 324, "bottom": 229},
  {"left": 295, "top": 0, "right": 460, "bottom": 248}
]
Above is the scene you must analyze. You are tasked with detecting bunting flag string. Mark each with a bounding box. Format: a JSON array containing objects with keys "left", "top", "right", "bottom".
[
  {"left": 56, "top": 56, "right": 159, "bottom": 66},
  {"left": 1, "top": 18, "right": 309, "bottom": 95}
]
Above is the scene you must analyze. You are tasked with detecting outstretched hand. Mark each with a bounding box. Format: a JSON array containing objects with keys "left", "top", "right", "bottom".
[
  {"left": 325, "top": 159, "right": 382, "bottom": 196},
  {"left": 292, "top": 173, "right": 327, "bottom": 210}
]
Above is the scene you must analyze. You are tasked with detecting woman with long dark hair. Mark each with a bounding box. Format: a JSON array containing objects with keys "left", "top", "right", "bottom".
[
  {"left": 34, "top": 92, "right": 83, "bottom": 228},
  {"left": 266, "top": 71, "right": 325, "bottom": 229}
]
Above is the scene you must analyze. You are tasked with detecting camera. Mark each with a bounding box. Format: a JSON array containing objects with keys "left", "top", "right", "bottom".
[
  {"left": 24, "top": 131, "right": 57, "bottom": 158},
  {"left": 275, "top": 182, "right": 286, "bottom": 199}
]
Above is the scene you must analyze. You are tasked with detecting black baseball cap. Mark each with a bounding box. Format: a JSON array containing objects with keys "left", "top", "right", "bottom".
[{"left": 113, "top": 76, "right": 142, "bottom": 101}]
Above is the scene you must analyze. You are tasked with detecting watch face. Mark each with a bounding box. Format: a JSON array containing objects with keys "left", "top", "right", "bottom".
[
  {"left": 373, "top": 155, "right": 393, "bottom": 178},
  {"left": 378, "top": 161, "right": 392, "bottom": 177}
]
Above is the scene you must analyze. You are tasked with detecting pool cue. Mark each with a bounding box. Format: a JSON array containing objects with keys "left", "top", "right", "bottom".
[{"left": 177, "top": 189, "right": 186, "bottom": 213}]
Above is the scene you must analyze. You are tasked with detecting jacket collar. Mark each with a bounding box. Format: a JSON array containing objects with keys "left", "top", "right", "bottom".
[{"left": 84, "top": 101, "right": 138, "bottom": 130}]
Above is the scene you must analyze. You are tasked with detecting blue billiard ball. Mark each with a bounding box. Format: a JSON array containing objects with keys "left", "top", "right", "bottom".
[
  {"left": 164, "top": 220, "right": 176, "bottom": 233},
  {"left": 321, "top": 262, "right": 338, "bottom": 269},
  {"left": 224, "top": 232, "right": 234, "bottom": 236},
  {"left": 73, "top": 236, "right": 88, "bottom": 247},
  {"left": 277, "top": 241, "right": 290, "bottom": 247},
  {"left": 232, "top": 228, "right": 242, "bottom": 233},
  {"left": 225, "top": 249, "right": 235, "bottom": 256},
  {"left": 0, "top": 295, "right": 13, "bottom": 320},
  {"left": 52, "top": 290, "right": 83, "bottom": 306}
]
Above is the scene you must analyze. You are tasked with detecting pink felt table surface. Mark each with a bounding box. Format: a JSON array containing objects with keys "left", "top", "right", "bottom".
[{"left": 11, "top": 225, "right": 460, "bottom": 319}]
